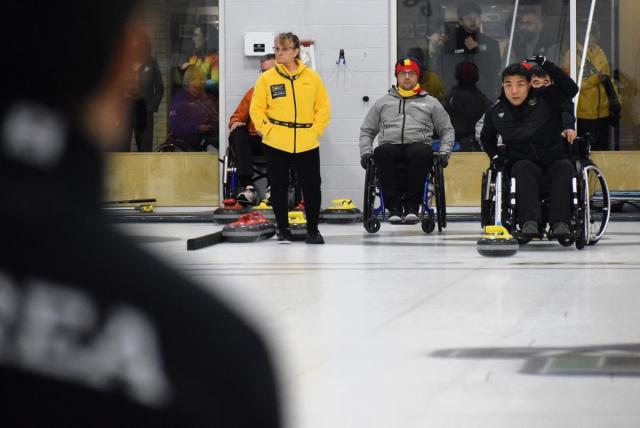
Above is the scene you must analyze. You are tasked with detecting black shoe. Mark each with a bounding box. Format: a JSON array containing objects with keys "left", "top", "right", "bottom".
[
  {"left": 404, "top": 207, "right": 419, "bottom": 222},
  {"left": 277, "top": 228, "right": 292, "bottom": 244},
  {"left": 521, "top": 221, "right": 539, "bottom": 237},
  {"left": 550, "top": 222, "right": 572, "bottom": 239},
  {"left": 305, "top": 231, "right": 325, "bottom": 244},
  {"left": 388, "top": 208, "right": 402, "bottom": 223}
]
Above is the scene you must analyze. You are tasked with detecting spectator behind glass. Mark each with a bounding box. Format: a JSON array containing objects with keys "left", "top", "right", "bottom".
[
  {"left": 506, "top": 9, "right": 562, "bottom": 65},
  {"left": 438, "top": 1, "right": 502, "bottom": 99},
  {"left": 228, "top": 54, "right": 276, "bottom": 205},
  {"left": 180, "top": 23, "right": 219, "bottom": 95},
  {"left": 250, "top": 32, "right": 331, "bottom": 244},
  {"left": 563, "top": 20, "right": 617, "bottom": 151},
  {"left": 444, "top": 62, "right": 492, "bottom": 151},
  {"left": 406, "top": 47, "right": 446, "bottom": 100},
  {"left": 168, "top": 65, "right": 219, "bottom": 151},
  {"left": 124, "top": 30, "right": 164, "bottom": 152},
  {"left": 1, "top": 1, "right": 281, "bottom": 426}
]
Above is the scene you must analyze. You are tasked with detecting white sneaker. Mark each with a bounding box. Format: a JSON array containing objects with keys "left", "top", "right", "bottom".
[{"left": 236, "top": 185, "right": 257, "bottom": 205}]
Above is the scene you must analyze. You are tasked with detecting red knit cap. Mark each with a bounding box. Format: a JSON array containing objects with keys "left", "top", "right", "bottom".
[{"left": 395, "top": 58, "right": 421, "bottom": 77}]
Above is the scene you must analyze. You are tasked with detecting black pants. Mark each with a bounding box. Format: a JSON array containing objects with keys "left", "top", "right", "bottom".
[
  {"left": 263, "top": 145, "right": 321, "bottom": 233},
  {"left": 578, "top": 118, "right": 610, "bottom": 151},
  {"left": 511, "top": 159, "right": 574, "bottom": 226},
  {"left": 229, "top": 127, "right": 264, "bottom": 187},
  {"left": 126, "top": 99, "right": 154, "bottom": 152},
  {"left": 373, "top": 143, "right": 433, "bottom": 210}
]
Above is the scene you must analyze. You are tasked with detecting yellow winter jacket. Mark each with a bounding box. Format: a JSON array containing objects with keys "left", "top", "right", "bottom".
[
  {"left": 563, "top": 44, "right": 616, "bottom": 120},
  {"left": 250, "top": 59, "right": 331, "bottom": 153}
]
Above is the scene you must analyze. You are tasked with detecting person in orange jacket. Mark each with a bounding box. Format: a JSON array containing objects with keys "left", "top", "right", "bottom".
[{"left": 228, "top": 54, "right": 275, "bottom": 204}]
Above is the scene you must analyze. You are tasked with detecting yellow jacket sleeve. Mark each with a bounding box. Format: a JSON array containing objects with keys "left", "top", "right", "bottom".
[
  {"left": 249, "top": 74, "right": 274, "bottom": 137},
  {"left": 311, "top": 76, "right": 331, "bottom": 138}
]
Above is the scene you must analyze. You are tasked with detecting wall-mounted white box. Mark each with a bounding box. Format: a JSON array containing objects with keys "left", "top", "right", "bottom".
[{"left": 244, "top": 32, "right": 275, "bottom": 56}]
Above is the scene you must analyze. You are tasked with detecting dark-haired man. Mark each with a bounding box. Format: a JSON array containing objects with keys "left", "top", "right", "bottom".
[
  {"left": 359, "top": 58, "right": 454, "bottom": 222},
  {"left": 1, "top": 2, "right": 280, "bottom": 426},
  {"left": 480, "top": 57, "right": 579, "bottom": 239},
  {"left": 440, "top": 1, "right": 501, "bottom": 98}
]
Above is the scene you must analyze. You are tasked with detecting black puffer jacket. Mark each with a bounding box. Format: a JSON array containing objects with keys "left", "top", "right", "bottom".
[{"left": 480, "top": 61, "right": 578, "bottom": 165}]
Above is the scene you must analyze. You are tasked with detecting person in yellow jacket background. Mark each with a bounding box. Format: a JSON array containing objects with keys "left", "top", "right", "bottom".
[
  {"left": 250, "top": 32, "right": 331, "bottom": 244},
  {"left": 563, "top": 21, "right": 617, "bottom": 150}
]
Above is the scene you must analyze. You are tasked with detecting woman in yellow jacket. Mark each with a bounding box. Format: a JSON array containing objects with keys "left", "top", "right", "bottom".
[
  {"left": 563, "top": 22, "right": 615, "bottom": 150},
  {"left": 250, "top": 32, "right": 331, "bottom": 244}
]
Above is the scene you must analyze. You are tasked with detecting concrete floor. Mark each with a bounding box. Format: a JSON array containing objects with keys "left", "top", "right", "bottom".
[{"left": 120, "top": 220, "right": 640, "bottom": 428}]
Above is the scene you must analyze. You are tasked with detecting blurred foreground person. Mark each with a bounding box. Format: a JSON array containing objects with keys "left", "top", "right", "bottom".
[{"left": 1, "top": 2, "right": 281, "bottom": 427}]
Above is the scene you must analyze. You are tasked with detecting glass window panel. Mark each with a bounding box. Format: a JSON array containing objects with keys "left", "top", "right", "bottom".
[
  {"left": 398, "top": 0, "right": 640, "bottom": 151},
  {"left": 123, "top": 0, "right": 219, "bottom": 152}
]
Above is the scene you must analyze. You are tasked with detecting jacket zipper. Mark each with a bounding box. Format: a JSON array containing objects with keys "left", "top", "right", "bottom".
[
  {"left": 400, "top": 98, "right": 406, "bottom": 144},
  {"left": 290, "top": 78, "right": 298, "bottom": 153}
]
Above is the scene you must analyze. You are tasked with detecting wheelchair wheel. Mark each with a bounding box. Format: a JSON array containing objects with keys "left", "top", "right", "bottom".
[
  {"left": 421, "top": 217, "right": 435, "bottom": 234},
  {"left": 434, "top": 159, "right": 447, "bottom": 232},
  {"left": 362, "top": 161, "right": 377, "bottom": 230},
  {"left": 480, "top": 170, "right": 494, "bottom": 228},
  {"left": 558, "top": 237, "right": 575, "bottom": 247},
  {"left": 221, "top": 151, "right": 239, "bottom": 200},
  {"left": 155, "top": 142, "right": 185, "bottom": 152},
  {"left": 582, "top": 164, "right": 610, "bottom": 245},
  {"left": 364, "top": 218, "right": 380, "bottom": 233}
]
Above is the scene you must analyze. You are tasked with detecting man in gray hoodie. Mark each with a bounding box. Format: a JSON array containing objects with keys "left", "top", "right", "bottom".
[{"left": 359, "top": 57, "right": 455, "bottom": 222}]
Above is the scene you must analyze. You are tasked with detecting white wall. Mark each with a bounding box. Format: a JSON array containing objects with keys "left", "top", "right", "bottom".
[{"left": 222, "top": 0, "right": 392, "bottom": 208}]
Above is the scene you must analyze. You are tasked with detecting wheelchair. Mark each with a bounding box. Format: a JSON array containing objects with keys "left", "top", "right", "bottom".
[
  {"left": 480, "top": 136, "right": 610, "bottom": 249},
  {"left": 362, "top": 154, "right": 447, "bottom": 234},
  {"left": 221, "top": 143, "right": 302, "bottom": 208},
  {"left": 154, "top": 133, "right": 219, "bottom": 152}
]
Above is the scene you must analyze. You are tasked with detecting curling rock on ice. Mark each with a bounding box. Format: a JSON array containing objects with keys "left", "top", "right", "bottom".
[
  {"left": 288, "top": 211, "right": 308, "bottom": 241},
  {"left": 213, "top": 199, "right": 248, "bottom": 224},
  {"left": 222, "top": 212, "right": 276, "bottom": 242},
  {"left": 321, "top": 199, "right": 362, "bottom": 223},
  {"left": 251, "top": 199, "right": 276, "bottom": 221}
]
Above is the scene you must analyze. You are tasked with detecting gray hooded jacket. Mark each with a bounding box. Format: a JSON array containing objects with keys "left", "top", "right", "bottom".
[{"left": 359, "top": 86, "right": 455, "bottom": 157}]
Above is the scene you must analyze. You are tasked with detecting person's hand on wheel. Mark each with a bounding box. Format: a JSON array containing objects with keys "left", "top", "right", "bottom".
[
  {"left": 438, "top": 152, "right": 449, "bottom": 168},
  {"left": 360, "top": 153, "right": 372, "bottom": 169}
]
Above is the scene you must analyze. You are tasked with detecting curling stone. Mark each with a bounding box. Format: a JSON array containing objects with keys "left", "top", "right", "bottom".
[
  {"left": 288, "top": 211, "right": 308, "bottom": 241},
  {"left": 250, "top": 199, "right": 276, "bottom": 221},
  {"left": 476, "top": 225, "right": 519, "bottom": 257},
  {"left": 321, "top": 199, "right": 362, "bottom": 224},
  {"left": 135, "top": 203, "right": 155, "bottom": 213},
  {"left": 213, "top": 199, "right": 248, "bottom": 224},
  {"left": 292, "top": 200, "right": 305, "bottom": 212},
  {"left": 222, "top": 212, "right": 276, "bottom": 243}
]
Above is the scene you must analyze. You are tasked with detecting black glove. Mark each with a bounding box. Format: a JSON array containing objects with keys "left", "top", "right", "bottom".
[
  {"left": 360, "top": 153, "right": 372, "bottom": 169},
  {"left": 491, "top": 154, "right": 505, "bottom": 170},
  {"left": 526, "top": 54, "right": 547, "bottom": 67},
  {"left": 438, "top": 152, "right": 449, "bottom": 168}
]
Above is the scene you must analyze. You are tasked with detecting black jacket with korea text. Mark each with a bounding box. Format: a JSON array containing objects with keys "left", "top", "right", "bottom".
[{"left": 0, "top": 102, "right": 281, "bottom": 428}]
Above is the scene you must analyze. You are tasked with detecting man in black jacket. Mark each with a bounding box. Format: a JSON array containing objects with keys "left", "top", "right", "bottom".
[
  {"left": 439, "top": 1, "right": 502, "bottom": 99},
  {"left": 1, "top": 2, "right": 281, "bottom": 427},
  {"left": 480, "top": 57, "right": 579, "bottom": 239}
]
